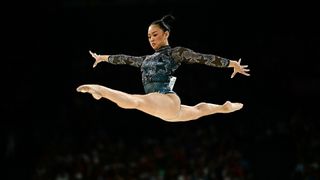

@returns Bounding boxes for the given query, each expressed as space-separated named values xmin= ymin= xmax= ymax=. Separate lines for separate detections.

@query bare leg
xmin=76 ymin=84 xmax=242 ymax=122
xmin=166 ymin=101 xmax=243 ymax=122
xmin=76 ymin=84 xmax=181 ymax=120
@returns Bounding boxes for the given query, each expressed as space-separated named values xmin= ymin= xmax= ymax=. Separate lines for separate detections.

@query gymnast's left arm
xmin=171 ymin=46 xmax=250 ymax=78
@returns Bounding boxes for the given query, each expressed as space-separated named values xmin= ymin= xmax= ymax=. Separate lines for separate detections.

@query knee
xmin=195 ymin=102 xmax=209 ymax=111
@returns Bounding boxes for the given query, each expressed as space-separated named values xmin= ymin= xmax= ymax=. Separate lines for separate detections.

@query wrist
xmin=101 ymin=55 xmax=109 ymax=62
xmin=228 ymin=60 xmax=236 ymax=68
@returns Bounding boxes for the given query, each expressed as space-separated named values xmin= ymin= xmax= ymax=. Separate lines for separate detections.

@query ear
xmin=164 ymin=31 xmax=170 ymax=38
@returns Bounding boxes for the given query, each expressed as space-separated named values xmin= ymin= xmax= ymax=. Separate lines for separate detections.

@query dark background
xmin=2 ymin=1 xmax=319 ymax=179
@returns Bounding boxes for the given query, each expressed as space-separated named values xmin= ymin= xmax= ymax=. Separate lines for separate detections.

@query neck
xmin=156 ymin=45 xmax=170 ymax=51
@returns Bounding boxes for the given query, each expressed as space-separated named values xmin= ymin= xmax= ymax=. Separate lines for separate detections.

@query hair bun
xmin=161 ymin=14 xmax=175 ymax=24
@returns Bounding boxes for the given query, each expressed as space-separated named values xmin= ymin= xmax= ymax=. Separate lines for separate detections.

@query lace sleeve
xmin=108 ymin=55 xmax=146 ymax=68
xmin=171 ymin=46 xmax=230 ymax=67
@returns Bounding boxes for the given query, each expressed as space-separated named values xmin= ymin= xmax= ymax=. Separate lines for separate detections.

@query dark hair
xmin=150 ymin=14 xmax=175 ymax=32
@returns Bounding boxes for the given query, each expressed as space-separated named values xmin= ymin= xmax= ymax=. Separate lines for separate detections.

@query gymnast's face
xmin=148 ymin=24 xmax=169 ymax=50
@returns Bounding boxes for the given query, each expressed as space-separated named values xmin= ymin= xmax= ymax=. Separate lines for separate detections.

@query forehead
xmin=148 ymin=24 xmax=161 ymax=33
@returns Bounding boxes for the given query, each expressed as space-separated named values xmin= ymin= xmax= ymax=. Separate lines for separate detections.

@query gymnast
xmin=77 ymin=14 xmax=250 ymax=122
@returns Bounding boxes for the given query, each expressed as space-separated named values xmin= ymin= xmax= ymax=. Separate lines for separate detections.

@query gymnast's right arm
xmin=89 ymin=50 xmax=145 ymax=68
xmin=89 ymin=50 xmax=109 ymax=68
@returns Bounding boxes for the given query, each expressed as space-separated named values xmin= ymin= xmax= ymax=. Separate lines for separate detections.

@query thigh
xmin=133 ymin=93 xmax=181 ymax=120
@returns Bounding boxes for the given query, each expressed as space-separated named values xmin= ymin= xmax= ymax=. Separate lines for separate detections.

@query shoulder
xmin=171 ymin=46 xmax=195 ymax=56
xmin=171 ymin=46 xmax=194 ymax=52
xmin=171 ymin=46 xmax=186 ymax=53
xmin=171 ymin=46 xmax=185 ymax=50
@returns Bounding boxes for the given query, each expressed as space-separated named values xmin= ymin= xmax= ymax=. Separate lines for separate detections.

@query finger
xmin=90 ymin=51 xmax=99 ymax=59
xmin=93 ymin=61 xmax=98 ymax=68
xmin=241 ymin=65 xmax=248 ymax=68
xmin=242 ymin=72 xmax=250 ymax=76
xmin=90 ymin=52 xmax=96 ymax=58
xmin=238 ymin=58 xmax=241 ymax=64
xmin=243 ymin=69 xmax=250 ymax=72
xmin=231 ymin=71 xmax=236 ymax=78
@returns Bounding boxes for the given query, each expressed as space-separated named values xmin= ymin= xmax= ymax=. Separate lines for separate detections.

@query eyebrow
xmin=148 ymin=30 xmax=159 ymax=36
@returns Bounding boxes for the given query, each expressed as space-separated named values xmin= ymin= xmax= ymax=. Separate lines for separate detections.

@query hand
xmin=230 ymin=58 xmax=250 ymax=78
xmin=89 ymin=50 xmax=107 ymax=68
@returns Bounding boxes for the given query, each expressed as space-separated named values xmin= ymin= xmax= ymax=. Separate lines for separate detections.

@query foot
xmin=220 ymin=101 xmax=243 ymax=113
xmin=76 ymin=85 xmax=102 ymax=100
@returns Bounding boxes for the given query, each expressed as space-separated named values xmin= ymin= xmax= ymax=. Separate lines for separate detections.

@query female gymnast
xmin=76 ymin=15 xmax=250 ymax=122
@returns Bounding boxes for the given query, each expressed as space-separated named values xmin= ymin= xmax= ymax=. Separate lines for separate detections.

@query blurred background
xmin=2 ymin=0 xmax=319 ymax=179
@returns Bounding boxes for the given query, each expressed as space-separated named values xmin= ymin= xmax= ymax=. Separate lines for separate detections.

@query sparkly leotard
xmin=108 ymin=45 xmax=230 ymax=94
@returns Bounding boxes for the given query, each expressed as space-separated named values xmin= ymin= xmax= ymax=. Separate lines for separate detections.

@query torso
xmin=141 ymin=46 xmax=179 ymax=94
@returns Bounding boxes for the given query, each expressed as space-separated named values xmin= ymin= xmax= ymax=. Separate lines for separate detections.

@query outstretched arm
xmin=172 ymin=47 xmax=250 ymax=78
xmin=228 ymin=58 xmax=250 ymax=78
xmin=172 ymin=46 xmax=230 ymax=67
xmin=89 ymin=50 xmax=145 ymax=68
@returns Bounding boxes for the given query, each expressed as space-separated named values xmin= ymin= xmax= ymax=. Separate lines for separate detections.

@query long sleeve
xmin=171 ymin=46 xmax=230 ymax=68
xmin=108 ymin=54 xmax=145 ymax=68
